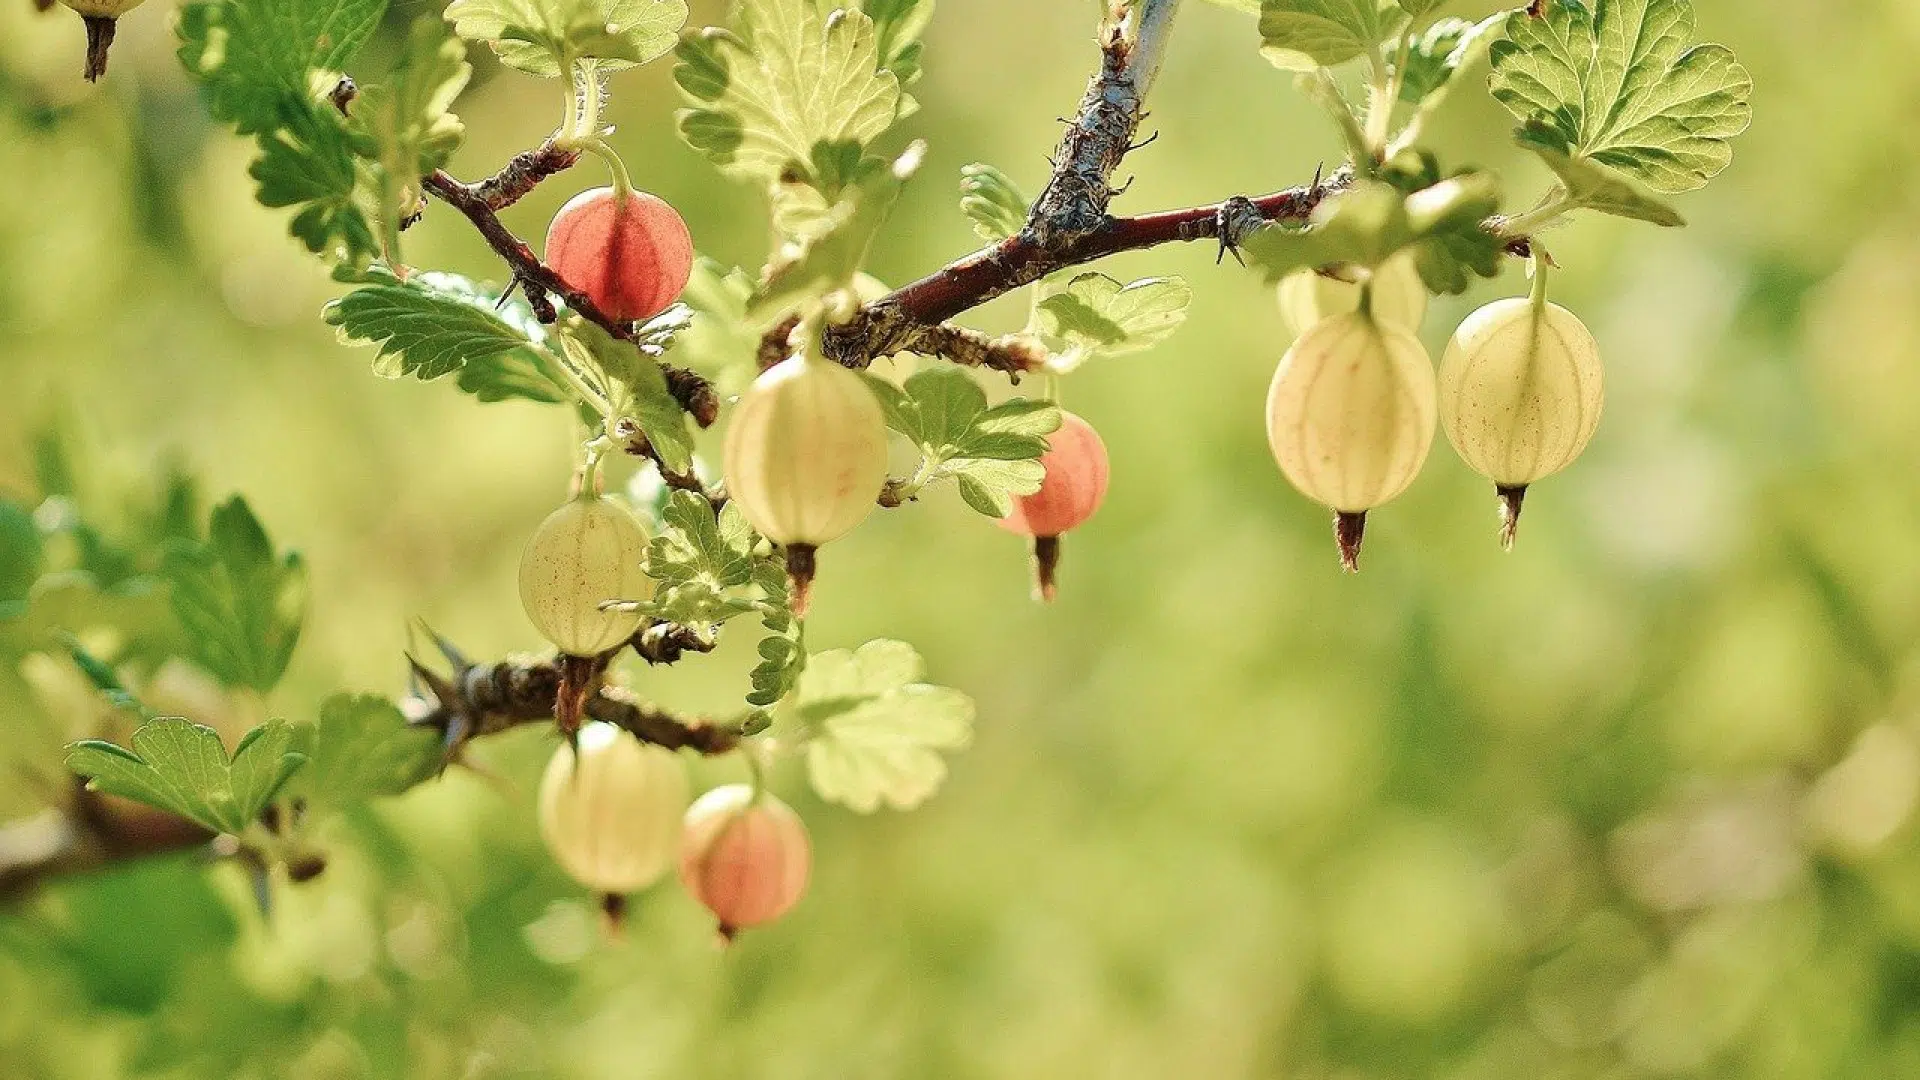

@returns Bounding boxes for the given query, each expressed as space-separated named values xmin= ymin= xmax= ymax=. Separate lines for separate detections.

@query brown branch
xmin=471 ymin=142 xmax=581 ymax=211
xmin=2 ymin=792 xmax=212 ymax=903
xmin=421 ymin=169 xmax=720 ymax=427
xmin=822 ymin=175 xmax=1350 ymax=368
xmin=407 ymin=644 xmax=741 ymax=758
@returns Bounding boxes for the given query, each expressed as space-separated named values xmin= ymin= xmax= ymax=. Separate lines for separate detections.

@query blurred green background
xmin=7 ymin=0 xmax=1920 ymax=1076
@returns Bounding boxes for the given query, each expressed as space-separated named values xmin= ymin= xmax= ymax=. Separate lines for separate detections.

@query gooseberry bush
xmin=7 ymin=0 xmax=1751 ymax=946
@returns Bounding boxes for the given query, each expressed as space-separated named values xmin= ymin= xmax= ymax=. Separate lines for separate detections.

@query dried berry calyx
xmin=1266 ymin=300 xmax=1438 ymax=572
xmin=60 ymin=0 xmax=147 ymax=81
xmin=518 ymin=494 xmax=655 ymax=657
xmin=722 ymin=351 xmax=889 ymax=617
xmin=545 ymin=186 xmax=695 ymax=323
xmin=997 ymin=410 xmax=1110 ymax=602
xmin=678 ymin=784 xmax=811 ymax=942
xmin=1277 ymin=252 xmax=1429 ymax=338
xmin=538 ymin=722 xmax=690 ymax=901
xmin=1438 ymin=276 xmax=1604 ymax=549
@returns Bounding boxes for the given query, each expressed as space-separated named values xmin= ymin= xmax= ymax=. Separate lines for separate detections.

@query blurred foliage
xmin=5 ymin=0 xmax=1920 ymax=1078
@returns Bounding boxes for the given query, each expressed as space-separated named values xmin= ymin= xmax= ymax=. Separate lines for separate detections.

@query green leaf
xmin=641 ymin=492 xmax=768 ymax=629
xmin=558 ymin=320 xmax=697 ymax=473
xmin=749 ymin=142 xmax=924 ymax=323
xmin=324 ymin=271 xmax=569 ymax=403
xmin=177 ymin=0 xmax=387 ymax=266
xmin=674 ymin=0 xmax=904 ymax=187
xmin=1514 ymin=120 xmax=1684 ymax=225
xmin=787 ymin=640 xmax=973 ymax=813
xmin=1259 ymin=0 xmax=1390 ymax=71
xmin=959 ymin=162 xmax=1028 ymax=243
xmin=860 ymin=0 xmax=934 ymax=85
xmin=1035 ymin=273 xmax=1192 ymax=372
xmin=747 ymin=561 xmax=806 ymax=706
xmin=446 ymin=0 xmax=687 ymax=77
xmin=1197 ymin=0 xmax=1260 ymax=12
xmin=67 ymin=718 xmax=306 ymax=835
xmin=1487 ymin=0 xmax=1752 ymax=194
xmin=1397 ymin=0 xmax=1444 ymax=14
xmin=176 ymin=0 xmax=387 ymax=135
xmin=0 ymin=497 xmax=41 ymax=610
xmin=289 ymin=694 xmax=440 ymax=812
xmin=161 ymin=497 xmax=308 ymax=694
xmin=867 ymin=369 xmax=1059 ymax=518
xmin=1392 ymin=13 xmax=1507 ymax=104
xmin=346 ymin=18 xmax=470 ymax=238
xmin=1240 ymin=174 xmax=1504 ymax=295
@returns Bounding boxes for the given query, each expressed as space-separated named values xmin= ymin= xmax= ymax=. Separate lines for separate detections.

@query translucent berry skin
xmin=679 ymin=785 xmax=811 ymax=937
xmin=1266 ymin=311 xmax=1438 ymax=512
xmin=997 ymin=411 xmax=1110 ymax=538
xmin=538 ymin=723 xmax=689 ymax=894
xmin=1277 ymin=253 xmax=1429 ymax=337
xmin=1438 ymin=297 xmax=1604 ymax=487
xmin=545 ymin=187 xmax=694 ymax=323
xmin=723 ymin=355 xmax=889 ymax=547
xmin=518 ymin=496 xmax=654 ymax=656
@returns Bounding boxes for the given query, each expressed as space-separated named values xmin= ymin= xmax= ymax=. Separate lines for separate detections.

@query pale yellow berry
xmin=1277 ymin=252 xmax=1429 ymax=337
xmin=723 ymin=355 xmax=889 ymax=547
xmin=538 ymin=723 xmax=689 ymax=894
xmin=518 ymin=495 xmax=654 ymax=656
xmin=1438 ymin=297 xmax=1604 ymax=488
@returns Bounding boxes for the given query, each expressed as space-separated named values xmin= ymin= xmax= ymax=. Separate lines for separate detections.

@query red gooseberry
xmin=544 ymin=187 xmax=695 ymax=323
xmin=997 ymin=410 xmax=1110 ymax=601
xmin=678 ymin=785 xmax=811 ymax=942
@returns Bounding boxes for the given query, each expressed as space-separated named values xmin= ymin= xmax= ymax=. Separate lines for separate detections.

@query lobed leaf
xmin=959 ymin=163 xmax=1028 ymax=243
xmin=1035 ymin=273 xmax=1192 ymax=373
xmin=67 ymin=718 xmax=307 ymax=836
xmin=1259 ymin=0 xmax=1393 ymax=71
xmin=445 ymin=0 xmax=687 ymax=77
xmin=161 ymin=498 xmax=307 ymax=694
xmin=788 ymin=640 xmax=974 ymax=813
xmin=289 ymin=694 xmax=440 ymax=812
xmin=1487 ymin=0 xmax=1752 ymax=194
xmin=324 ymin=271 xmax=570 ymax=404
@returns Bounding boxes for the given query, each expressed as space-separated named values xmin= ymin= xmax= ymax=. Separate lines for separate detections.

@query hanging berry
xmin=538 ymin=723 xmax=690 ymax=907
xmin=518 ymin=495 xmax=654 ymax=657
xmin=678 ymin=784 xmax=811 ymax=943
xmin=545 ymin=187 xmax=695 ymax=323
xmin=1438 ymin=280 xmax=1604 ymax=549
xmin=1266 ymin=303 xmax=1438 ymax=571
xmin=997 ymin=411 xmax=1110 ymax=601
xmin=722 ymin=351 xmax=890 ymax=617
xmin=1277 ymin=253 xmax=1429 ymax=338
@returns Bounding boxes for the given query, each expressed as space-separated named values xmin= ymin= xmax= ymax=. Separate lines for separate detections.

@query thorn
xmin=496 ymin=275 xmax=522 ymax=310
xmin=1334 ymin=511 xmax=1367 ymax=573
xmin=1496 ymin=485 xmax=1528 ymax=551
xmin=1127 ymin=130 xmax=1160 ymax=153
xmin=1110 ymin=175 xmax=1134 ymax=198
xmin=419 ymin=621 xmax=470 ymax=672
xmin=1311 ymin=162 xmax=1325 ymax=196
xmin=405 ymin=652 xmax=458 ymax=707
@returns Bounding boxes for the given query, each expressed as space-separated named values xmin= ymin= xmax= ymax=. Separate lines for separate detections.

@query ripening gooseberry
xmin=518 ymin=495 xmax=654 ymax=656
xmin=1266 ymin=307 xmax=1438 ymax=571
xmin=722 ymin=353 xmax=889 ymax=617
xmin=538 ymin=723 xmax=690 ymax=896
xmin=678 ymin=784 xmax=811 ymax=942
xmin=545 ymin=187 xmax=695 ymax=323
xmin=62 ymin=0 xmax=146 ymax=81
xmin=997 ymin=410 xmax=1110 ymax=601
xmin=1438 ymin=296 xmax=1603 ymax=549
xmin=1277 ymin=252 xmax=1429 ymax=337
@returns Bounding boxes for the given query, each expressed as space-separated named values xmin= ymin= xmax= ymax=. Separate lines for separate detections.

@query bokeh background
xmin=7 ymin=0 xmax=1920 ymax=1076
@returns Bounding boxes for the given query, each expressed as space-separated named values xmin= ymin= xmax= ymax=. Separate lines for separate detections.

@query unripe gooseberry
xmin=678 ymin=784 xmax=811 ymax=942
xmin=518 ymin=495 xmax=654 ymax=656
xmin=996 ymin=410 xmax=1110 ymax=602
xmin=1438 ymin=296 xmax=1603 ymax=549
xmin=545 ymin=187 xmax=695 ymax=323
xmin=722 ymin=353 xmax=890 ymax=617
xmin=1266 ymin=308 xmax=1438 ymax=572
xmin=1277 ymin=252 xmax=1429 ymax=337
xmin=538 ymin=723 xmax=690 ymax=896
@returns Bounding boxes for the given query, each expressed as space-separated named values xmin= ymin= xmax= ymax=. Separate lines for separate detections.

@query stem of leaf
xmin=1313 ymin=68 xmax=1376 ymax=175
xmin=1528 ymin=248 xmax=1551 ymax=312
xmin=582 ymin=141 xmax=634 ymax=200
xmin=1502 ymin=190 xmax=1576 ymax=239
